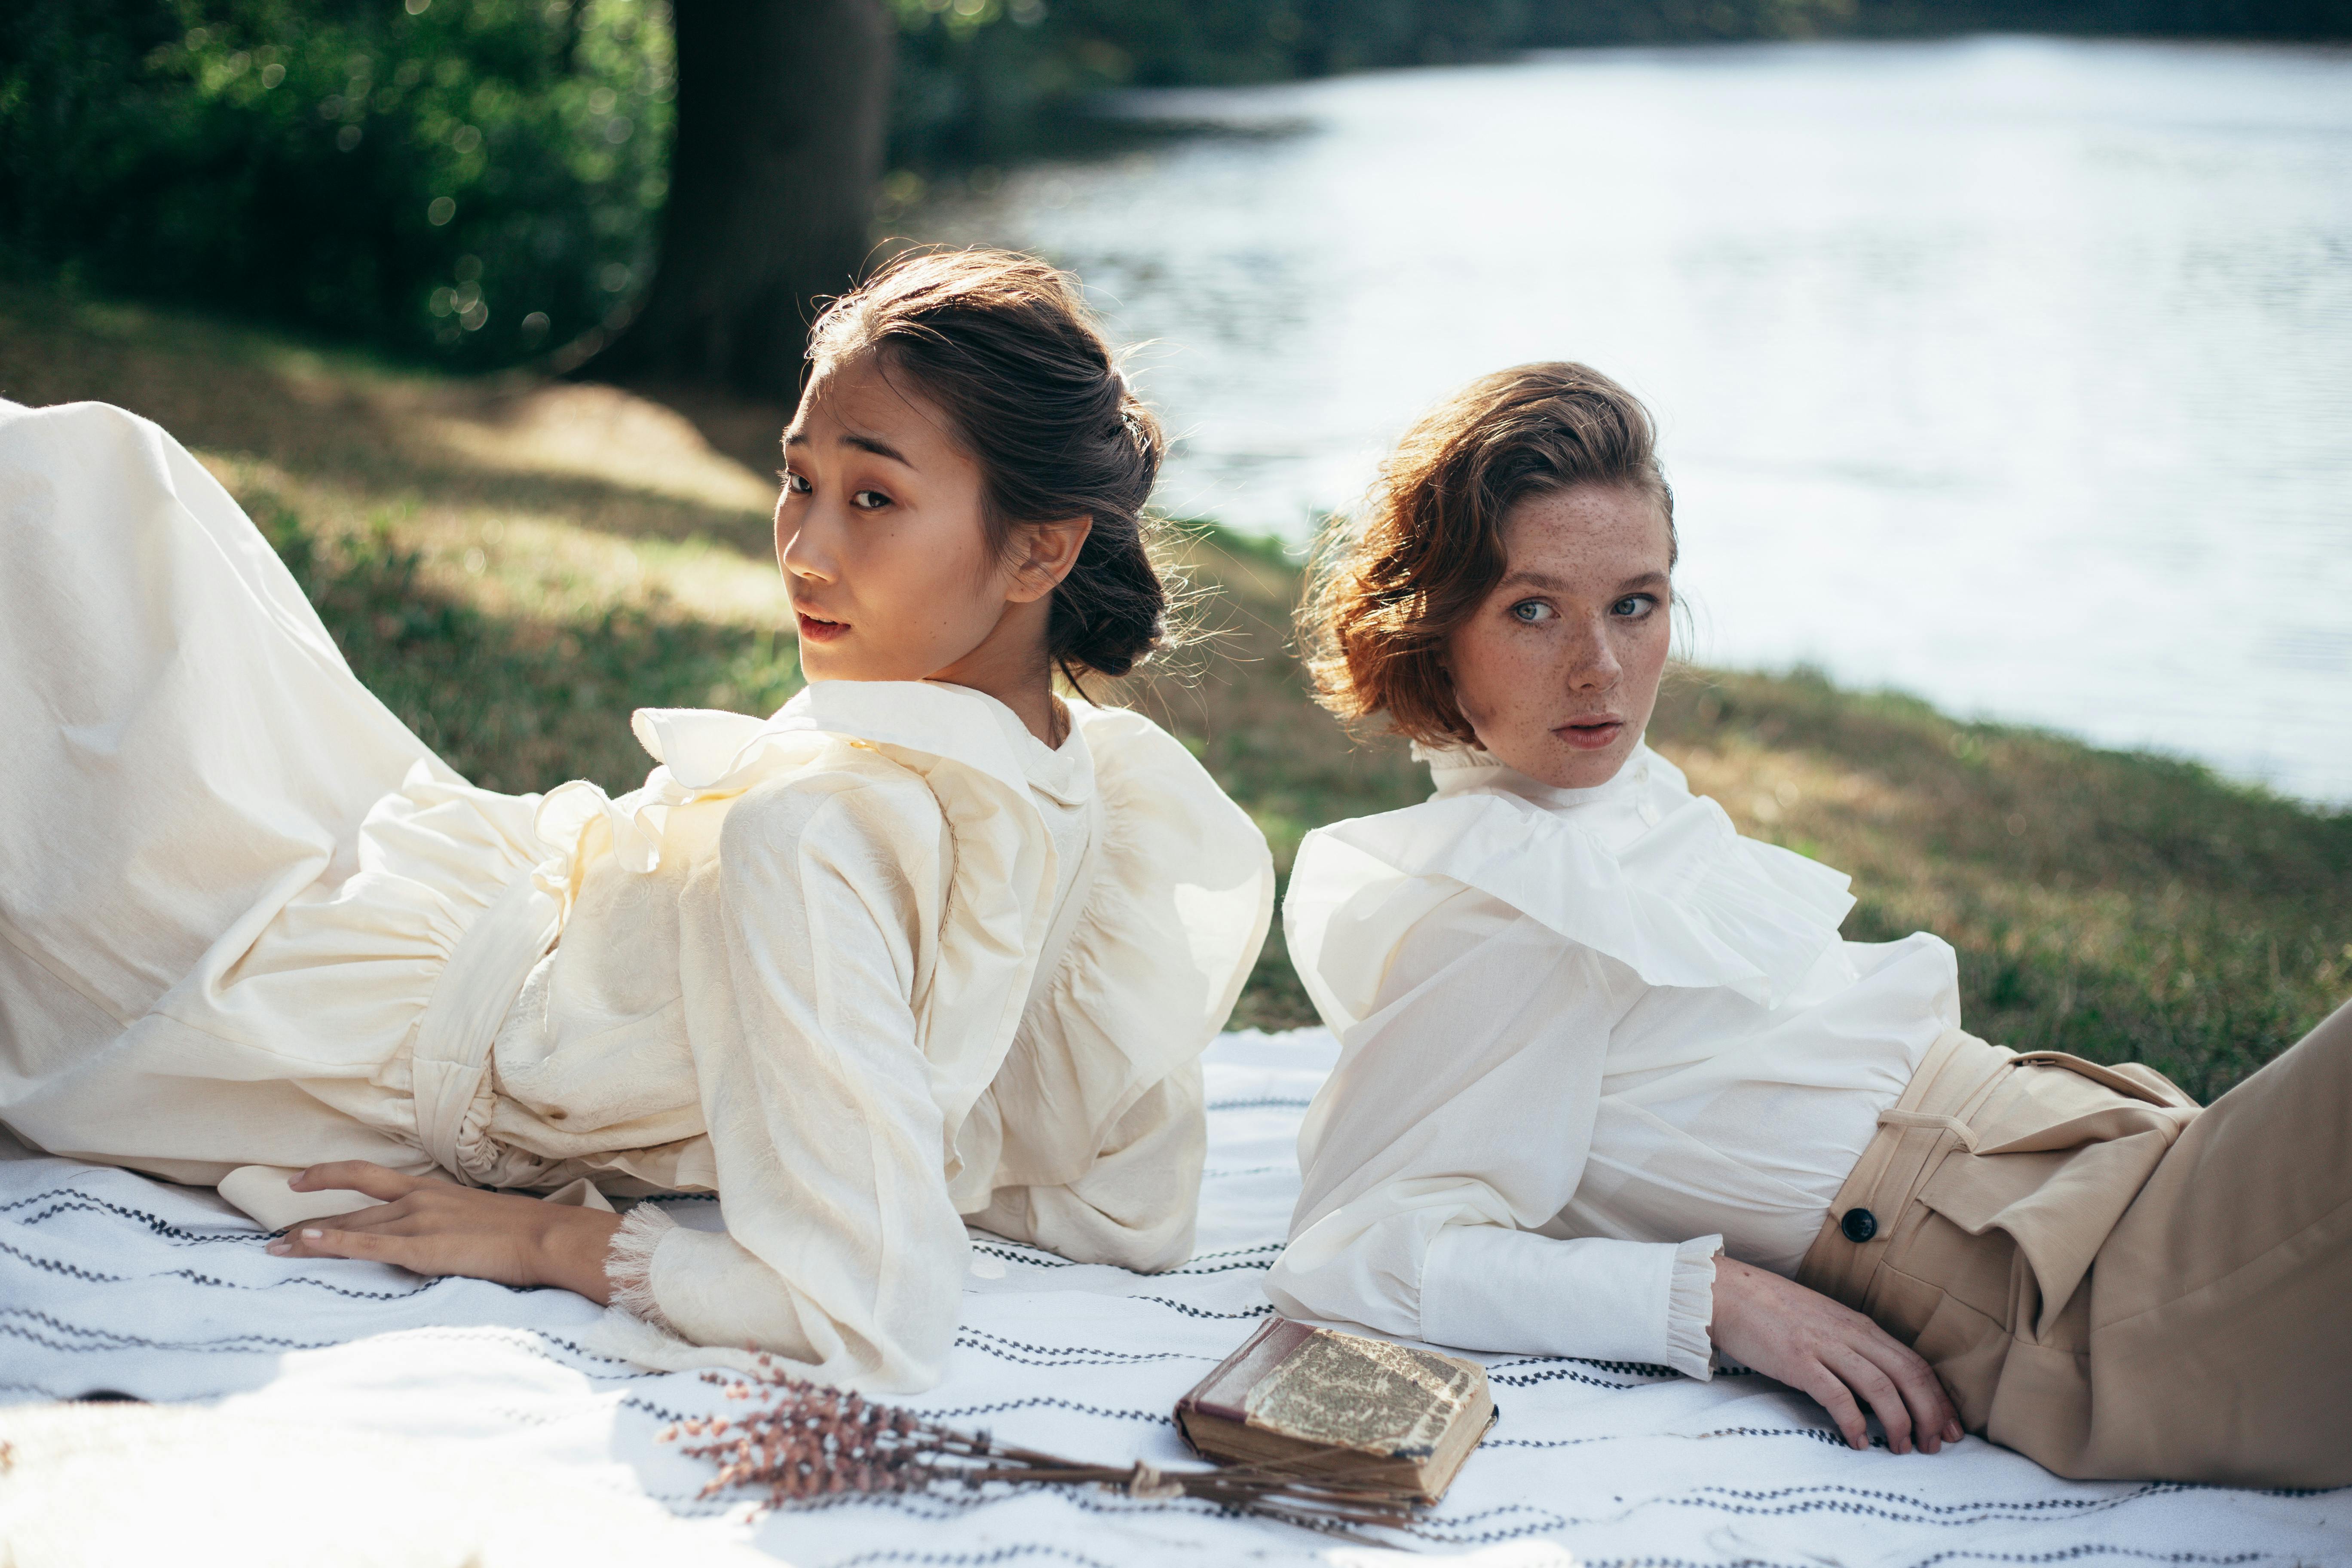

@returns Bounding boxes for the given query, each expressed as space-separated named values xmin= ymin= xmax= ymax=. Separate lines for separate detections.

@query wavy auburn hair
xmin=1301 ymin=362 xmax=1675 ymax=747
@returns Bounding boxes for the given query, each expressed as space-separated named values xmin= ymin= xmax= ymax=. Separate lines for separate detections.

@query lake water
xmin=911 ymin=36 xmax=2352 ymax=803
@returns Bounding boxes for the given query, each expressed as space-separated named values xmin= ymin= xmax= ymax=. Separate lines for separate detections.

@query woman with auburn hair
xmin=0 ymin=248 xmax=1273 ymax=1392
xmin=1269 ymin=361 xmax=2350 ymax=1486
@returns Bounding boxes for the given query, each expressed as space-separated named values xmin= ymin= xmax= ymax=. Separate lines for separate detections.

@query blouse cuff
xmin=1418 ymin=1225 xmax=1708 ymax=1371
xmin=603 ymin=1204 xmax=683 ymax=1336
xmin=1665 ymin=1234 xmax=1723 ymax=1382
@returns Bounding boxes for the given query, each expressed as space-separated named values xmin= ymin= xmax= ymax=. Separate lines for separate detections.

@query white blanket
xmin=0 ymin=1029 xmax=2339 ymax=1566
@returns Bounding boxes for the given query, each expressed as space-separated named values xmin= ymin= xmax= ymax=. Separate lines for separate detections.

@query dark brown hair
xmin=805 ymin=247 xmax=1169 ymax=680
xmin=1301 ymin=361 xmax=1675 ymax=747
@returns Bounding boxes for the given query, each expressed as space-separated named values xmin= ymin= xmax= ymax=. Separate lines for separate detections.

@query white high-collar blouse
xmin=1266 ymin=743 xmax=1961 ymax=1378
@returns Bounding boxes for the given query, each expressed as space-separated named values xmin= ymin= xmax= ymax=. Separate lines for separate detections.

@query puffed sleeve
xmin=950 ymin=701 xmax=1268 ymax=1276
xmin=962 ymin=1057 xmax=1205 ymax=1272
xmin=1267 ymin=886 xmax=1721 ymax=1378
xmin=604 ymin=766 xmax=967 ymax=1393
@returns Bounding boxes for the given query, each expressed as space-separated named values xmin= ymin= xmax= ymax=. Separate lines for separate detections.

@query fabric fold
xmin=961 ymin=705 xmax=1274 ymax=1199
xmin=1289 ymin=756 xmax=1854 ymax=1032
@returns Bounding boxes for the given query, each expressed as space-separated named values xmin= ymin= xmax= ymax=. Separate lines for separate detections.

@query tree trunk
xmin=587 ymin=0 xmax=895 ymax=399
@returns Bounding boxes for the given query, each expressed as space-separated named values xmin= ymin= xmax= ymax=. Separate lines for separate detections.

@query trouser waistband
xmin=1796 ymin=1029 xmax=2017 ymax=1309
xmin=1796 ymin=1028 xmax=2192 ymax=1312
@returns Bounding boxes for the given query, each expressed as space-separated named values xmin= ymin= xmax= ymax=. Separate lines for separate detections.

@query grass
xmin=5 ymin=282 xmax=2345 ymax=1101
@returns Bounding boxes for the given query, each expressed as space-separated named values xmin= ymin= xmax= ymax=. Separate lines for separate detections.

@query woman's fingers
xmin=267 ymin=1202 xmax=377 ymax=1256
xmin=1820 ymin=1322 xmax=1963 ymax=1455
xmin=275 ymin=1225 xmax=447 ymax=1275
xmin=264 ymin=1194 xmax=423 ymax=1256
xmin=1794 ymin=1361 xmax=1872 ymax=1449
xmin=266 ymin=1211 xmax=393 ymax=1256
xmin=259 ymin=1181 xmax=614 ymax=1292
xmin=289 ymin=1160 xmax=424 ymax=1200
xmin=266 ymin=1222 xmax=348 ymax=1259
xmin=1859 ymin=1329 xmax=1960 ymax=1452
xmin=1823 ymin=1341 xmax=1918 ymax=1452
xmin=1707 ymin=1256 xmax=1966 ymax=1455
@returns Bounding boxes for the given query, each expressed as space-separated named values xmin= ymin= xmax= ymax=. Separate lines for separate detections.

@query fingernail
xmin=300 ymin=1228 xmax=323 ymax=1239
xmin=266 ymin=1240 xmax=288 ymax=1255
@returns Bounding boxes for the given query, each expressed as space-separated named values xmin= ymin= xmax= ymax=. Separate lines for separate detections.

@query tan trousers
xmin=1796 ymin=998 xmax=2352 ymax=1488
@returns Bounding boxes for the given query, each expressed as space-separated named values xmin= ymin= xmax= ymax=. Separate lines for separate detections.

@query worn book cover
xmin=1173 ymin=1317 xmax=1495 ymax=1503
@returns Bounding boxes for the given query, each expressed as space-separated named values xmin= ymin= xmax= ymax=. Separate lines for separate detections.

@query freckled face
xmin=1445 ymin=484 xmax=1675 ymax=790
xmin=775 ymin=354 xmax=1020 ymax=683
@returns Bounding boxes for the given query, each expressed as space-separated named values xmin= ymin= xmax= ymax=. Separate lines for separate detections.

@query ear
xmin=1003 ymin=515 xmax=1093 ymax=605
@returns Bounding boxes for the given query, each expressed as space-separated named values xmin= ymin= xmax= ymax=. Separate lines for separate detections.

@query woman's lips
xmin=1555 ymin=719 xmax=1624 ymax=751
xmin=795 ymin=612 xmax=848 ymax=644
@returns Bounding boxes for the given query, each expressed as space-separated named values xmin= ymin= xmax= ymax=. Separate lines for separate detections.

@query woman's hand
xmin=264 ymin=1161 xmax=622 ymax=1303
xmin=1710 ymin=1256 xmax=1962 ymax=1455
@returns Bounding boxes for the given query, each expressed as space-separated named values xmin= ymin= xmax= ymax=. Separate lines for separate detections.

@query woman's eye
xmin=1510 ymin=600 xmax=1555 ymax=623
xmin=1612 ymin=595 xmax=1657 ymax=618
xmin=851 ymin=489 xmax=891 ymax=511
xmin=781 ymin=470 xmax=811 ymax=495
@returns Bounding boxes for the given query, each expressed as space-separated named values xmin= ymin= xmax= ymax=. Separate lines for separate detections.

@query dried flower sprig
xmin=659 ymin=1356 xmax=1425 ymax=1540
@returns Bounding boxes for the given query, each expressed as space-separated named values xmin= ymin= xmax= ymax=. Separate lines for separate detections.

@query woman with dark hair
xmin=1270 ymin=361 xmax=2349 ymax=1487
xmin=0 ymin=248 xmax=1274 ymax=1391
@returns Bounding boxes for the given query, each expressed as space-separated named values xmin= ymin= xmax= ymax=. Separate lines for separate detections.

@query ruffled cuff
xmin=1665 ymin=1234 xmax=1723 ymax=1382
xmin=603 ymin=1204 xmax=683 ymax=1335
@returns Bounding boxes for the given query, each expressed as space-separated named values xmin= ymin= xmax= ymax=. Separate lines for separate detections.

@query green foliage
xmin=9 ymin=0 xmax=2346 ymax=369
xmin=0 ymin=0 xmax=671 ymax=367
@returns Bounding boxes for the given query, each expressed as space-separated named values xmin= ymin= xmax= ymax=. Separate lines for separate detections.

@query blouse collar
xmin=627 ymin=681 xmax=1096 ymax=812
xmin=1416 ymin=738 xmax=1657 ymax=819
xmin=951 ymin=686 xmax=1096 ymax=808
xmin=1289 ymin=735 xmax=1851 ymax=1023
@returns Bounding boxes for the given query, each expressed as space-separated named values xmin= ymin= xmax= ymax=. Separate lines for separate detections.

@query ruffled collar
xmin=534 ymin=681 xmax=1099 ymax=882
xmin=1284 ymin=741 xmax=1857 ymax=1029
xmin=632 ymin=681 xmax=1095 ymax=804
xmin=1419 ymin=740 xmax=1669 ymax=827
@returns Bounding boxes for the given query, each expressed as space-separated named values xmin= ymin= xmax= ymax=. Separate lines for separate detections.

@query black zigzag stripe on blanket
xmin=0 ymin=1029 xmax=2339 ymax=1567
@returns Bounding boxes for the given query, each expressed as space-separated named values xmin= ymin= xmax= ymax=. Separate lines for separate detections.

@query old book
xmin=1173 ymin=1317 xmax=1495 ymax=1504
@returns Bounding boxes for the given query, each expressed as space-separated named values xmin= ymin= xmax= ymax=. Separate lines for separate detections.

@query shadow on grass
xmin=0 ymin=283 xmax=781 ymax=557
xmin=258 ymin=499 xmax=799 ymax=799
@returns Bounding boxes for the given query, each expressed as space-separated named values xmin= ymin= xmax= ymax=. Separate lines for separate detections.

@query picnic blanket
xmin=1 ymin=1027 xmax=2340 ymax=1566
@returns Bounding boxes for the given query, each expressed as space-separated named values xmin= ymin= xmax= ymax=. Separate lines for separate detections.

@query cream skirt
xmin=0 ymin=401 xmax=544 ymax=1191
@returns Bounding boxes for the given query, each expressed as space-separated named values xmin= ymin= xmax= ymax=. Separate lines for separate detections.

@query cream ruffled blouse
xmin=505 ymin=683 xmax=1272 ymax=1388
xmin=514 ymin=685 xmax=1272 ymax=1388
xmin=1267 ymin=743 xmax=1960 ymax=1377
xmin=0 ymin=401 xmax=1271 ymax=1395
